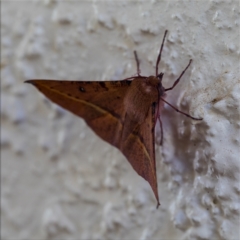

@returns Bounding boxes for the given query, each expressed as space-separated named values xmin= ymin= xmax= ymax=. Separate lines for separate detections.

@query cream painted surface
xmin=1 ymin=1 xmax=240 ymax=240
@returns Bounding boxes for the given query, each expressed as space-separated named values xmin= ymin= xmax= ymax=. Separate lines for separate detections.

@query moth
xmin=25 ymin=30 xmax=202 ymax=208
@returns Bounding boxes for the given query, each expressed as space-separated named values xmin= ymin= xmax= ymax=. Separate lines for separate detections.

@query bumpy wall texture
xmin=2 ymin=1 xmax=239 ymax=240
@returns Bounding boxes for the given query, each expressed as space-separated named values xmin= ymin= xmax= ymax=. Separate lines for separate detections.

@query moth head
xmin=157 ymin=73 xmax=165 ymax=96
xmin=157 ymin=72 xmax=164 ymax=82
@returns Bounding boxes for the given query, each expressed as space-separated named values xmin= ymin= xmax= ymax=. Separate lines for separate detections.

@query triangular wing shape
xmin=26 ymin=80 xmax=131 ymax=147
xmin=120 ymin=103 xmax=159 ymax=207
xmin=26 ymin=79 xmax=159 ymax=206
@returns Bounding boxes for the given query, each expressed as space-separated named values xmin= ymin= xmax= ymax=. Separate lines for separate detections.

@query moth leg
xmin=134 ymin=51 xmax=141 ymax=76
xmin=158 ymin=115 xmax=163 ymax=145
xmin=156 ymin=30 xmax=168 ymax=76
xmin=154 ymin=102 xmax=163 ymax=145
xmin=154 ymin=102 xmax=159 ymax=125
xmin=165 ymin=59 xmax=192 ymax=92
xmin=150 ymin=103 xmax=160 ymax=209
xmin=160 ymin=97 xmax=203 ymax=120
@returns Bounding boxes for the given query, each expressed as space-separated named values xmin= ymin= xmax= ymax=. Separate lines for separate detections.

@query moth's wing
xmin=25 ymin=80 xmax=131 ymax=147
xmin=26 ymin=79 xmax=160 ymax=206
xmin=120 ymin=103 xmax=160 ymax=207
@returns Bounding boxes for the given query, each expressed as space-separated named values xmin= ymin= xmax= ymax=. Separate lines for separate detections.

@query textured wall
xmin=1 ymin=1 xmax=239 ymax=240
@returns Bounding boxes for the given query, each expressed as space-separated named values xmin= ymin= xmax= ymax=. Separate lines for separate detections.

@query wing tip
xmin=24 ymin=80 xmax=34 ymax=84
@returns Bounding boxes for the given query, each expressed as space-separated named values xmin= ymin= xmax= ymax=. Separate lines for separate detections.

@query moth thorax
xmin=123 ymin=78 xmax=158 ymax=123
xmin=146 ymin=75 xmax=165 ymax=97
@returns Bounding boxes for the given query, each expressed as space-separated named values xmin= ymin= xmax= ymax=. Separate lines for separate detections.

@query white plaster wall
xmin=1 ymin=1 xmax=239 ymax=240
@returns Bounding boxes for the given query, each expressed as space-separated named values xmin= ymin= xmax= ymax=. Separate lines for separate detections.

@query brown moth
xmin=25 ymin=30 xmax=202 ymax=208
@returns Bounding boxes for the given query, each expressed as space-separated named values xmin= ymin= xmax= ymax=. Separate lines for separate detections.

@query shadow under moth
xmin=25 ymin=30 xmax=202 ymax=208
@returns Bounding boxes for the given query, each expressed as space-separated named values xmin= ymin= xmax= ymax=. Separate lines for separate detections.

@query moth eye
xmin=79 ymin=87 xmax=86 ymax=92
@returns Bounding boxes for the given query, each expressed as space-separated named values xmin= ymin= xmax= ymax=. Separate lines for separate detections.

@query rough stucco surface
xmin=1 ymin=1 xmax=240 ymax=240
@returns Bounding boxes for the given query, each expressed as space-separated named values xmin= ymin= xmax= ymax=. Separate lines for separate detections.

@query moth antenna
xmin=160 ymin=97 xmax=203 ymax=120
xmin=134 ymin=50 xmax=141 ymax=76
xmin=156 ymin=30 xmax=168 ymax=77
xmin=165 ymin=59 xmax=192 ymax=92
